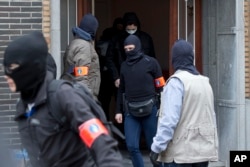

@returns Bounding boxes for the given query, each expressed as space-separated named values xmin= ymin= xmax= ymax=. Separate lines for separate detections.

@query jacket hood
xmin=123 ymin=12 xmax=141 ymax=29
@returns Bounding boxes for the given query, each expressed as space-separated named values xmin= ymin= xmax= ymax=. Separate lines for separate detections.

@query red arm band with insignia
xmin=74 ymin=66 xmax=89 ymax=76
xmin=154 ymin=76 xmax=165 ymax=88
xmin=78 ymin=118 xmax=108 ymax=148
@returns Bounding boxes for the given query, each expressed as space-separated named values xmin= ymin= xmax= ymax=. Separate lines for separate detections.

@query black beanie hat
xmin=123 ymin=12 xmax=141 ymax=29
xmin=171 ymin=39 xmax=199 ymax=75
xmin=3 ymin=31 xmax=48 ymax=92
xmin=79 ymin=13 xmax=99 ymax=39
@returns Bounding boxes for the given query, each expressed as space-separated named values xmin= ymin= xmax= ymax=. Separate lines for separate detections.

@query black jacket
xmin=116 ymin=55 xmax=163 ymax=113
xmin=15 ymin=72 xmax=123 ymax=167
xmin=106 ymin=31 xmax=155 ymax=81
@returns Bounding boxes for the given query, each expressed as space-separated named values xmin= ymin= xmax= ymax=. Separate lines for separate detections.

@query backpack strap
xmin=48 ymin=79 xmax=125 ymax=140
xmin=47 ymin=80 xmax=71 ymax=127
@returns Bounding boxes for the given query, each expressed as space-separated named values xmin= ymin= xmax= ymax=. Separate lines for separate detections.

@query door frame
xmin=77 ymin=0 xmax=92 ymax=24
xmin=169 ymin=0 xmax=202 ymax=75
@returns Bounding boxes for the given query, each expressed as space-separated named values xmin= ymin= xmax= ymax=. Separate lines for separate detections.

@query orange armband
xmin=78 ymin=118 xmax=108 ymax=148
xmin=155 ymin=76 xmax=165 ymax=88
xmin=74 ymin=66 xmax=89 ymax=76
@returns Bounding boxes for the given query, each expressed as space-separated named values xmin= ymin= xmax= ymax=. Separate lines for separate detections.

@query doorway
xmin=75 ymin=0 xmax=202 ymax=76
xmin=95 ymin=0 xmax=170 ymax=77
xmin=61 ymin=0 xmax=202 ymax=77
xmin=68 ymin=0 xmax=202 ymax=119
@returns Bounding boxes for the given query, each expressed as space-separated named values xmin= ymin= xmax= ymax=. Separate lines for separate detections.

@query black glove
xmin=149 ymin=150 xmax=159 ymax=166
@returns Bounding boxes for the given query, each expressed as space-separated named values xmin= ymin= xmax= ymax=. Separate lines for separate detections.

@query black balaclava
xmin=171 ymin=39 xmax=199 ymax=75
xmin=4 ymin=31 xmax=48 ymax=103
xmin=124 ymin=35 xmax=143 ymax=65
xmin=123 ymin=12 xmax=141 ymax=30
xmin=79 ymin=13 xmax=99 ymax=39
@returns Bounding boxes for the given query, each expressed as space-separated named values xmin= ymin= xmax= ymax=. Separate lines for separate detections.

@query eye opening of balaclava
xmin=171 ymin=39 xmax=199 ymax=75
xmin=3 ymin=31 xmax=48 ymax=103
xmin=124 ymin=35 xmax=143 ymax=65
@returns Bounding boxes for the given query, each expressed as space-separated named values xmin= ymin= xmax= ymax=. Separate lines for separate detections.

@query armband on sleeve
xmin=67 ymin=66 xmax=89 ymax=76
xmin=74 ymin=66 xmax=89 ymax=76
xmin=78 ymin=118 xmax=108 ymax=148
xmin=154 ymin=76 xmax=165 ymax=88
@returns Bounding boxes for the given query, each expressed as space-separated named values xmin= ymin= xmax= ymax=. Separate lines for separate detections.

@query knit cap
xmin=79 ymin=13 xmax=99 ymax=39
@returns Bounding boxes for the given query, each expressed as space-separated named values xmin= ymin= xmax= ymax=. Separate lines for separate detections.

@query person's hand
xmin=149 ymin=150 xmax=160 ymax=166
xmin=115 ymin=113 xmax=123 ymax=123
xmin=114 ymin=79 xmax=120 ymax=88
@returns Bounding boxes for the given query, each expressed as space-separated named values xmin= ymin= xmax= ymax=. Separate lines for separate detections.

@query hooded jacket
xmin=63 ymin=14 xmax=101 ymax=98
xmin=106 ymin=12 xmax=155 ymax=81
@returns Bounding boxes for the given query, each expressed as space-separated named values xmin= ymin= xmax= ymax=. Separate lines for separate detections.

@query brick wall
xmin=0 ymin=0 xmax=43 ymax=147
xmin=245 ymin=1 xmax=250 ymax=98
xmin=42 ymin=0 xmax=50 ymax=48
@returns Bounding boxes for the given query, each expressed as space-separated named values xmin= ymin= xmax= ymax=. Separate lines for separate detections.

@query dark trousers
xmin=162 ymin=161 xmax=209 ymax=167
xmin=124 ymin=105 xmax=159 ymax=167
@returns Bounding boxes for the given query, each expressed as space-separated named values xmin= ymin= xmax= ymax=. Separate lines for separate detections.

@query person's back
xmin=150 ymin=39 xmax=218 ymax=167
xmin=161 ymin=70 xmax=217 ymax=162
xmin=62 ymin=13 xmax=100 ymax=99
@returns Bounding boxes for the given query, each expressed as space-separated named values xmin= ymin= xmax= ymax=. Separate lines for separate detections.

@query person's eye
xmin=5 ymin=64 xmax=20 ymax=74
xmin=9 ymin=64 xmax=20 ymax=70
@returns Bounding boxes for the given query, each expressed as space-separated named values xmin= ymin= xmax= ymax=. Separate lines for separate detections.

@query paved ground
xmin=120 ymin=148 xmax=153 ymax=167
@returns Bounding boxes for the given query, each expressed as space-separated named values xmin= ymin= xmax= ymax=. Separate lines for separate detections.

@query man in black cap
xmin=3 ymin=31 xmax=123 ymax=167
xmin=62 ymin=13 xmax=101 ymax=99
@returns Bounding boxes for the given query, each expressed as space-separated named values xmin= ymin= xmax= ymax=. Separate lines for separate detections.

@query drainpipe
xmin=50 ymin=0 xmax=61 ymax=78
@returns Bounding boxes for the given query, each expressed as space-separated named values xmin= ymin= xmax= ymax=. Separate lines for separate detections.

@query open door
xmin=169 ymin=0 xmax=202 ymax=75
xmin=77 ymin=0 xmax=93 ymax=24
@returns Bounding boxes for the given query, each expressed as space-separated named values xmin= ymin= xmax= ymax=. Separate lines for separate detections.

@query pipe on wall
xmin=50 ymin=0 xmax=61 ymax=78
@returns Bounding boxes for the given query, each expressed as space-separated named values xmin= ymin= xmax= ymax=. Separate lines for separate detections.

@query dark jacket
xmin=116 ymin=55 xmax=163 ymax=113
xmin=15 ymin=71 xmax=122 ymax=167
xmin=106 ymin=31 xmax=155 ymax=81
